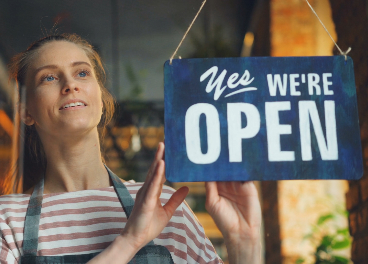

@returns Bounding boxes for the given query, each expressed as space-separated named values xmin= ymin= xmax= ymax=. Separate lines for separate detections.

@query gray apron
xmin=20 ymin=167 xmax=174 ymax=264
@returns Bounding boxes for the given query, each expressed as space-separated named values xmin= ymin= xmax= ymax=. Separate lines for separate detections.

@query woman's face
xmin=24 ymin=41 xmax=103 ymax=140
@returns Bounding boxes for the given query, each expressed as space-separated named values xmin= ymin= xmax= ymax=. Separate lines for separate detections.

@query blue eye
xmin=78 ymin=71 xmax=88 ymax=77
xmin=45 ymin=76 xmax=55 ymax=82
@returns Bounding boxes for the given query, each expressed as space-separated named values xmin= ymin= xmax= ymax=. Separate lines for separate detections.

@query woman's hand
xmin=88 ymin=143 xmax=188 ymax=264
xmin=205 ymin=181 xmax=262 ymax=264
xmin=120 ymin=142 xmax=189 ymax=250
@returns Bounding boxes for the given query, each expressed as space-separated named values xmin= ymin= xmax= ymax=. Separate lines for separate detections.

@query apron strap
xmin=105 ymin=166 xmax=135 ymax=218
xmin=23 ymin=178 xmax=44 ymax=256
xmin=105 ymin=165 xmax=155 ymax=246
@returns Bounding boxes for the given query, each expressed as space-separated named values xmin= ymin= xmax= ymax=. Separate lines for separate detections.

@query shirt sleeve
xmin=180 ymin=201 xmax=224 ymax=264
xmin=0 ymin=235 xmax=18 ymax=264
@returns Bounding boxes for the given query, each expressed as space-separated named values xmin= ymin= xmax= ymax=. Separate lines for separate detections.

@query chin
xmin=59 ymin=119 xmax=100 ymax=134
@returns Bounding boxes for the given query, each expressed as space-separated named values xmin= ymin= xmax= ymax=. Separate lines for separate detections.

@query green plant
xmin=125 ymin=63 xmax=146 ymax=99
xmin=188 ymin=24 xmax=237 ymax=58
xmin=296 ymin=210 xmax=352 ymax=264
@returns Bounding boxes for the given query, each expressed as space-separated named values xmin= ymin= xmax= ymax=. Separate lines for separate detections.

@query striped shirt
xmin=0 ymin=182 xmax=223 ymax=264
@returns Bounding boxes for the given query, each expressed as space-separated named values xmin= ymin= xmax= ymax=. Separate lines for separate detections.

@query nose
xmin=61 ymin=79 xmax=80 ymax=94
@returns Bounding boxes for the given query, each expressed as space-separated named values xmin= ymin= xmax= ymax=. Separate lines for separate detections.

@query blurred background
xmin=1 ymin=0 xmax=368 ymax=263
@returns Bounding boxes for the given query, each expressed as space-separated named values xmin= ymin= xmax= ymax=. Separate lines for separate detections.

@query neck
xmin=39 ymin=128 xmax=110 ymax=193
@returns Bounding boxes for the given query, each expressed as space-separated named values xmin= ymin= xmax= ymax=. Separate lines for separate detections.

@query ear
xmin=20 ymin=105 xmax=35 ymax=126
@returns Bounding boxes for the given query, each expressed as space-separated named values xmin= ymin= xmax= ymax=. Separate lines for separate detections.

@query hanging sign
xmin=164 ymin=56 xmax=363 ymax=182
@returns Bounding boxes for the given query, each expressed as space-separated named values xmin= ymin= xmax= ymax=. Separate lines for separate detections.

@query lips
xmin=59 ymin=99 xmax=87 ymax=110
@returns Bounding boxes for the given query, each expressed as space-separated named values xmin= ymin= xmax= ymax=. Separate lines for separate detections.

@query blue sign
xmin=164 ymin=56 xmax=363 ymax=182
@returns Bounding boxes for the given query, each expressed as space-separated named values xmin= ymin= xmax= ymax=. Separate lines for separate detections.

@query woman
xmin=0 ymin=34 xmax=262 ymax=264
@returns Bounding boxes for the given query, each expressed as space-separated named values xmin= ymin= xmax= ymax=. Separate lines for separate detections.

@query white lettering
xmin=200 ymin=66 xmax=227 ymax=101
xmin=323 ymin=73 xmax=334 ymax=95
xmin=200 ymin=67 xmax=256 ymax=100
xmin=265 ymin=102 xmax=295 ymax=161
xmin=267 ymin=74 xmax=288 ymax=96
xmin=290 ymin=74 xmax=301 ymax=96
xmin=238 ymin=70 xmax=254 ymax=86
xmin=227 ymin=73 xmax=239 ymax=88
xmin=299 ymin=100 xmax=338 ymax=160
xmin=227 ymin=103 xmax=261 ymax=162
xmin=308 ymin=73 xmax=321 ymax=95
xmin=185 ymin=103 xmax=221 ymax=164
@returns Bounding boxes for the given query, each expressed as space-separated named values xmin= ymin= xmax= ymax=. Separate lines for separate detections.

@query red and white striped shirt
xmin=0 ymin=182 xmax=223 ymax=264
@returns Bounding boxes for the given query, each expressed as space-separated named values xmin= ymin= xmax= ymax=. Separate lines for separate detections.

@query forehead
xmin=29 ymin=41 xmax=91 ymax=70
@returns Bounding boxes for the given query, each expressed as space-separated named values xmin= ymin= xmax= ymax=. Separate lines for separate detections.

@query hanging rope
xmin=169 ymin=0 xmax=207 ymax=64
xmin=170 ymin=0 xmax=349 ymax=62
xmin=304 ymin=0 xmax=351 ymax=60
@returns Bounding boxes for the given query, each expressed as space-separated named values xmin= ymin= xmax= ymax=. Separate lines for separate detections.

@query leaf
xmin=321 ymin=235 xmax=334 ymax=247
xmin=317 ymin=214 xmax=334 ymax=225
xmin=336 ymin=228 xmax=350 ymax=236
xmin=331 ymin=238 xmax=351 ymax=249
xmin=295 ymin=257 xmax=305 ymax=264
xmin=332 ymin=255 xmax=349 ymax=264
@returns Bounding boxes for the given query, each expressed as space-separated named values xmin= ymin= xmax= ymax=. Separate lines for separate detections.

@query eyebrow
xmin=33 ymin=61 xmax=92 ymax=76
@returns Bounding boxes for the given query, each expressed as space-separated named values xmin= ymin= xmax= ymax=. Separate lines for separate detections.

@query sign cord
xmin=169 ymin=0 xmax=207 ymax=65
xmin=304 ymin=0 xmax=351 ymax=60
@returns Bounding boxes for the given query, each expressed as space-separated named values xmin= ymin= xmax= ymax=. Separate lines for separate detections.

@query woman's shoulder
xmin=0 ymin=193 xmax=30 ymax=203
xmin=0 ymin=194 xmax=30 ymax=220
